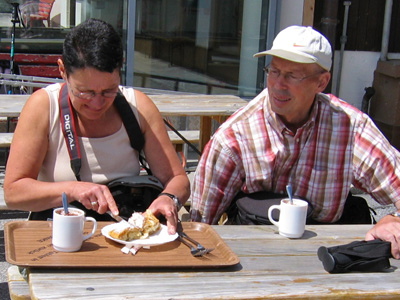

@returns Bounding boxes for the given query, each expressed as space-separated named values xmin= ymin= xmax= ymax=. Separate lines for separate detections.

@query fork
xmin=177 ymin=221 xmax=214 ymax=256
xmin=179 ymin=231 xmax=214 ymax=254
xmin=178 ymin=236 xmax=208 ymax=257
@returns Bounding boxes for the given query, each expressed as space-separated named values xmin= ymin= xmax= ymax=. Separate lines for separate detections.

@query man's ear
xmin=317 ymin=72 xmax=331 ymax=93
xmin=57 ymin=59 xmax=67 ymax=80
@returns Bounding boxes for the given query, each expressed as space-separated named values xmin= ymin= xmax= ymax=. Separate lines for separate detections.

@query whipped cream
xmin=128 ymin=212 xmax=145 ymax=228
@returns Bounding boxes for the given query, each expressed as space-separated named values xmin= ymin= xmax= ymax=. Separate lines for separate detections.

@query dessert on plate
xmin=109 ymin=209 xmax=161 ymax=241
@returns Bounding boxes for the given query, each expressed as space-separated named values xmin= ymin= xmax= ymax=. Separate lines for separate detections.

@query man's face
xmin=267 ymin=57 xmax=330 ymax=131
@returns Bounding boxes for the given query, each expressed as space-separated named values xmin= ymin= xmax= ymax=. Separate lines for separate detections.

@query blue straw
xmin=62 ymin=192 xmax=69 ymax=214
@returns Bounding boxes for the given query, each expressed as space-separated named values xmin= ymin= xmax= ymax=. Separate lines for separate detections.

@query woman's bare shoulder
xmin=20 ymin=88 xmax=50 ymax=115
xmin=17 ymin=88 xmax=51 ymax=130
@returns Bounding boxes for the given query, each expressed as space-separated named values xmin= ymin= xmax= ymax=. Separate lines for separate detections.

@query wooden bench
xmin=167 ymin=130 xmax=199 ymax=168
xmin=0 ymin=131 xmax=199 ymax=153
xmin=7 ymin=265 xmax=31 ymax=300
xmin=167 ymin=130 xmax=199 ymax=150
xmin=0 ymin=128 xmax=200 ymax=153
xmin=0 ymin=132 xmax=13 ymax=148
xmin=0 ymin=187 xmax=6 ymax=210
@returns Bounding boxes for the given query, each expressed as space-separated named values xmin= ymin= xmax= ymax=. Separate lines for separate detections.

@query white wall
xmin=276 ymin=1 xmax=377 ymax=110
xmin=332 ymin=51 xmax=380 ymax=109
xmin=277 ymin=0 xmax=303 ymax=31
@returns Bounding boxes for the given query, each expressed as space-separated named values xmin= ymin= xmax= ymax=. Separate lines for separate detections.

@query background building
xmin=0 ymin=0 xmax=399 ymax=145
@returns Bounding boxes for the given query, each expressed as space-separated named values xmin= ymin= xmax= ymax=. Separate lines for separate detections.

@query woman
xmin=4 ymin=18 xmax=190 ymax=234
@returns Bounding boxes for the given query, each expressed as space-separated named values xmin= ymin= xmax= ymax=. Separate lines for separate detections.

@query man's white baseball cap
xmin=254 ymin=25 xmax=332 ymax=71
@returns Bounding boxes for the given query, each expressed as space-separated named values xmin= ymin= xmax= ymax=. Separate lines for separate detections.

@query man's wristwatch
xmin=391 ymin=212 xmax=400 ymax=217
xmin=159 ymin=192 xmax=182 ymax=210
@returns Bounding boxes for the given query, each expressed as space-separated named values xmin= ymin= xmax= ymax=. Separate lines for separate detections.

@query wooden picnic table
xmin=5 ymin=223 xmax=400 ymax=299
xmin=0 ymin=93 xmax=248 ymax=151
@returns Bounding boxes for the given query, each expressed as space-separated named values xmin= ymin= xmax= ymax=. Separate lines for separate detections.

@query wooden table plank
xmin=22 ymin=225 xmax=400 ymax=300
xmin=149 ymin=94 xmax=247 ymax=116
xmin=0 ymin=94 xmax=248 ymax=118
xmin=27 ymin=258 xmax=400 ymax=300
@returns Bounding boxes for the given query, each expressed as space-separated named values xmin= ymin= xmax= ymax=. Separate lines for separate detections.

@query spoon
xmin=286 ymin=184 xmax=293 ymax=205
xmin=62 ymin=192 xmax=69 ymax=214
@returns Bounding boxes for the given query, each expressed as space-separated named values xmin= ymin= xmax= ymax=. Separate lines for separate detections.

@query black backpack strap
xmin=59 ymin=83 xmax=82 ymax=181
xmin=113 ymin=93 xmax=151 ymax=174
xmin=113 ymin=93 xmax=144 ymax=152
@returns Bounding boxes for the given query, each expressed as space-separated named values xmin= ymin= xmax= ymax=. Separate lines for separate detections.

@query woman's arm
xmin=4 ymin=89 xmax=119 ymax=215
xmin=135 ymin=90 xmax=190 ymax=232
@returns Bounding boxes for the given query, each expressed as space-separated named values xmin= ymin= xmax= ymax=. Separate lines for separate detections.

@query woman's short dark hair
xmin=62 ymin=18 xmax=123 ymax=75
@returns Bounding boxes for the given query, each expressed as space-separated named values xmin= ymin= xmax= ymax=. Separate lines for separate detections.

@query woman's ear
xmin=57 ymin=59 xmax=67 ymax=80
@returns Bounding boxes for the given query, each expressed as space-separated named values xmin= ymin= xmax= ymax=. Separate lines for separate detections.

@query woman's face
xmin=60 ymin=64 xmax=121 ymax=121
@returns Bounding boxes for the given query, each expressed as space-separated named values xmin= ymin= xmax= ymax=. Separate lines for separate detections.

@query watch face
xmin=174 ymin=198 xmax=182 ymax=209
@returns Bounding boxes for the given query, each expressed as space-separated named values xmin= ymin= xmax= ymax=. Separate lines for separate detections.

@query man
xmin=190 ymin=25 xmax=400 ymax=259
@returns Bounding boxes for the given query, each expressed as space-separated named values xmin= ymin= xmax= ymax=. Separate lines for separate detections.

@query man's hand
xmin=365 ymin=214 xmax=400 ymax=259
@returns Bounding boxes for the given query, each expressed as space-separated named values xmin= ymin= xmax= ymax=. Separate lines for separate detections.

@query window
xmin=133 ymin=0 xmax=270 ymax=97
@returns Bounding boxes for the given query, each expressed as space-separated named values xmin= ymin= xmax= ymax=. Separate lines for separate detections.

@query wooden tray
xmin=4 ymin=221 xmax=240 ymax=269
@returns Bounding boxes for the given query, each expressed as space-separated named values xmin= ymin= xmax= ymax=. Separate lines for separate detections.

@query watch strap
xmin=159 ymin=192 xmax=182 ymax=210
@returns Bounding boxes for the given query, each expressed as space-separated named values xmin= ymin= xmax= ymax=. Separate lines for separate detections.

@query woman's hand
xmin=70 ymin=182 xmax=119 ymax=216
xmin=147 ymin=194 xmax=179 ymax=235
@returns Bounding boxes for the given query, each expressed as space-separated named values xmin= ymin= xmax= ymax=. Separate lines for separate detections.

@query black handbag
xmin=318 ymin=239 xmax=393 ymax=273
xmin=107 ymin=175 xmax=163 ymax=219
xmin=226 ymin=191 xmax=314 ymax=225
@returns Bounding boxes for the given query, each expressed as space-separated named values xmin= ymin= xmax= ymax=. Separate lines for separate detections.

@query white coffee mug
xmin=52 ymin=207 xmax=97 ymax=252
xmin=267 ymin=198 xmax=308 ymax=238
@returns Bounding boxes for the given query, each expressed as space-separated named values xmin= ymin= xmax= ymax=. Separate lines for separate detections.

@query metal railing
xmin=0 ymin=73 xmax=63 ymax=94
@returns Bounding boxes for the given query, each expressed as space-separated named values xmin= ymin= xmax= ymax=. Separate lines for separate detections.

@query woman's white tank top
xmin=38 ymin=83 xmax=141 ymax=184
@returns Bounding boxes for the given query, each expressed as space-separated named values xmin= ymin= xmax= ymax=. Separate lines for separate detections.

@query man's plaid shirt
xmin=190 ymin=89 xmax=400 ymax=224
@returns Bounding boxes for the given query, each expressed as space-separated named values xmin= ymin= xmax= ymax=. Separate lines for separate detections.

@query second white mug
xmin=268 ymin=198 xmax=308 ymax=238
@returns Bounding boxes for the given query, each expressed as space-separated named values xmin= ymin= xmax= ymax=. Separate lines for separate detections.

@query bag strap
xmin=113 ymin=92 xmax=144 ymax=154
xmin=59 ymin=83 xmax=82 ymax=181
xmin=113 ymin=91 xmax=151 ymax=174
xmin=59 ymin=83 xmax=149 ymax=181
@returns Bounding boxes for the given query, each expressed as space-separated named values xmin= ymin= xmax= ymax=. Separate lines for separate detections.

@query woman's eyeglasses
xmin=68 ymin=84 xmax=119 ymax=100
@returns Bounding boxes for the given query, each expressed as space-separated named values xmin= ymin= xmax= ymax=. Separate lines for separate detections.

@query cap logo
xmin=293 ymin=43 xmax=306 ymax=47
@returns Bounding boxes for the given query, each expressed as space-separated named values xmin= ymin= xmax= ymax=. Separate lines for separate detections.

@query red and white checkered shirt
xmin=190 ymin=89 xmax=400 ymax=224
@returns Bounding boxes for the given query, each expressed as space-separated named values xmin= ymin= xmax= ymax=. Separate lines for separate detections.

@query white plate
xmin=101 ymin=223 xmax=178 ymax=247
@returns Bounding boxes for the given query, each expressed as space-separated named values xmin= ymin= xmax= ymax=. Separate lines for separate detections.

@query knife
xmin=106 ymin=211 xmax=129 ymax=223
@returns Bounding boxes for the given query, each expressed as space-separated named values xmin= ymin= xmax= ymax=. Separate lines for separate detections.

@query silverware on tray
xmin=177 ymin=221 xmax=214 ymax=257
xmin=106 ymin=211 xmax=129 ymax=223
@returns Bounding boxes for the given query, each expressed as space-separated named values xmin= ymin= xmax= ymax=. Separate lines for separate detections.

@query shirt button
xmin=296 ymin=138 xmax=300 ymax=143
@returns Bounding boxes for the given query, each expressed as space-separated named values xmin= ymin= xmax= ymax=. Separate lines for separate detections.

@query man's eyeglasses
xmin=264 ymin=66 xmax=325 ymax=85
xmin=68 ymin=84 xmax=119 ymax=100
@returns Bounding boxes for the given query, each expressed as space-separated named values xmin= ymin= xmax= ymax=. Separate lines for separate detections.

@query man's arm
xmin=190 ymin=136 xmax=243 ymax=224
